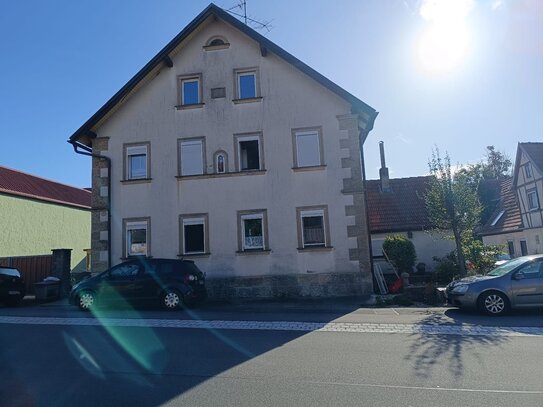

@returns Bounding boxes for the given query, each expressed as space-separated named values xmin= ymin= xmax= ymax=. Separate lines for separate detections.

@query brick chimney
xmin=379 ymin=141 xmax=391 ymax=192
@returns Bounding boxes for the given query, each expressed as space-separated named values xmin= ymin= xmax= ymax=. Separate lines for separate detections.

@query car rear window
xmin=178 ymin=261 xmax=202 ymax=275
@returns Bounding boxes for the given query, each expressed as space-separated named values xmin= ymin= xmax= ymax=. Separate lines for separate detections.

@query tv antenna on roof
xmin=224 ymin=0 xmax=272 ymax=33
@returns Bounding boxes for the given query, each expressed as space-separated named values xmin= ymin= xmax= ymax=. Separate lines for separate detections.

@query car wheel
xmin=162 ymin=289 xmax=183 ymax=310
xmin=78 ymin=291 xmax=96 ymax=311
xmin=478 ymin=291 xmax=509 ymax=316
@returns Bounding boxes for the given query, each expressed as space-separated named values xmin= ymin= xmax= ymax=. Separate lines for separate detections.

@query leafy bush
xmin=462 ymin=233 xmax=504 ymax=274
xmin=382 ymin=234 xmax=416 ymax=273
xmin=432 ymin=251 xmax=461 ymax=285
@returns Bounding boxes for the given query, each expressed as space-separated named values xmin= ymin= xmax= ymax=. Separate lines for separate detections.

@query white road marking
xmin=304 ymin=379 xmax=543 ymax=394
xmin=0 ymin=316 xmax=542 ymax=337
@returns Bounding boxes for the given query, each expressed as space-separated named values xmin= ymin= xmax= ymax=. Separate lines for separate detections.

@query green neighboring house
xmin=0 ymin=166 xmax=91 ymax=272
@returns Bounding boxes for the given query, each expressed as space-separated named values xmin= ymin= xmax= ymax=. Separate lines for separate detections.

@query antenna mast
xmin=224 ymin=1 xmax=272 ymax=33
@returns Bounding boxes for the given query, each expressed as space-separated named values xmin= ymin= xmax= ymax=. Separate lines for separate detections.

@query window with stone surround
xmin=234 ymin=133 xmax=263 ymax=172
xmin=292 ymin=127 xmax=324 ymax=168
xmin=178 ymin=138 xmax=205 ymax=176
xmin=123 ymin=218 xmax=150 ymax=257
xmin=237 ymin=209 xmax=268 ymax=252
xmin=179 ymin=214 xmax=208 ymax=255
xmin=296 ymin=206 xmax=331 ymax=249
xmin=177 ymin=74 xmax=203 ymax=108
xmin=234 ymin=68 xmax=260 ymax=102
xmin=124 ymin=143 xmax=150 ymax=180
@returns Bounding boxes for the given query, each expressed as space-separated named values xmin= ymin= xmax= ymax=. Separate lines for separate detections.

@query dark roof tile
xmin=367 ymin=176 xmax=432 ymax=233
xmin=0 ymin=166 xmax=91 ymax=209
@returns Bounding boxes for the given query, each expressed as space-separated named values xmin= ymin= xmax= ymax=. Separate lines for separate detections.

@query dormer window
xmin=204 ymin=36 xmax=230 ymax=51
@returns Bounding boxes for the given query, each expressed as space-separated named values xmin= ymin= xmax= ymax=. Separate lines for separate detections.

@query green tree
xmin=455 ymin=146 xmax=512 ymax=225
xmin=482 ymin=145 xmax=512 ymax=179
xmin=382 ymin=234 xmax=416 ymax=273
xmin=425 ymin=148 xmax=482 ymax=277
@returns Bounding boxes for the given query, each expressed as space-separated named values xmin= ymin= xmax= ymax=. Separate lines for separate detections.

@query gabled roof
xmin=0 ymin=166 xmax=91 ymax=209
xmin=479 ymin=177 xmax=523 ymax=236
xmin=366 ymin=176 xmax=433 ymax=233
xmin=68 ymin=3 xmax=377 ymax=146
xmin=513 ymin=142 xmax=543 ymax=186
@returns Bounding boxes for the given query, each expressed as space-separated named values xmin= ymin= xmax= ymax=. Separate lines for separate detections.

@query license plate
xmin=8 ymin=291 xmax=20 ymax=295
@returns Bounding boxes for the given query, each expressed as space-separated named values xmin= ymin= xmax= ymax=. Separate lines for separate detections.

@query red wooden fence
xmin=0 ymin=255 xmax=53 ymax=295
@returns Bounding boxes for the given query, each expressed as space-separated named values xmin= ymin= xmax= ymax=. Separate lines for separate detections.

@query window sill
xmin=297 ymin=246 xmax=334 ymax=252
xmin=175 ymin=103 xmax=205 ymax=110
xmin=121 ymin=178 xmax=152 ymax=184
xmin=176 ymin=170 xmax=266 ymax=180
xmin=236 ymin=249 xmax=271 ymax=256
xmin=232 ymin=97 xmax=262 ymax=104
xmin=203 ymin=43 xmax=230 ymax=51
xmin=177 ymin=252 xmax=211 ymax=258
xmin=292 ymin=165 xmax=327 ymax=172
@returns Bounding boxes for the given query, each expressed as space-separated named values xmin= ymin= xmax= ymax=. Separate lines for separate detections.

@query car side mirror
xmin=513 ymin=272 xmax=524 ymax=280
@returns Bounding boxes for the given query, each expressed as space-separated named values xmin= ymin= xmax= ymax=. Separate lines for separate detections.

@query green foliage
xmin=432 ymin=252 xmax=461 ymax=284
xmin=425 ymin=148 xmax=482 ymax=276
xmin=482 ymin=146 xmax=512 ymax=179
xmin=382 ymin=234 xmax=416 ymax=273
xmin=462 ymin=233 xmax=505 ymax=274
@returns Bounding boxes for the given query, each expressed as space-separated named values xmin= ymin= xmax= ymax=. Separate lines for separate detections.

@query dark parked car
xmin=69 ymin=258 xmax=206 ymax=311
xmin=0 ymin=267 xmax=26 ymax=306
xmin=446 ymin=254 xmax=543 ymax=315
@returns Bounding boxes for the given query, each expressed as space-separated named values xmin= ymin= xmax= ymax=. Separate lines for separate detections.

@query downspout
xmin=358 ymin=110 xmax=379 ymax=293
xmin=69 ymin=139 xmax=112 ymax=271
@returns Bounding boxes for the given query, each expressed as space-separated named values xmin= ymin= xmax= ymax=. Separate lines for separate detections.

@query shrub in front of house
xmin=382 ymin=234 xmax=417 ymax=273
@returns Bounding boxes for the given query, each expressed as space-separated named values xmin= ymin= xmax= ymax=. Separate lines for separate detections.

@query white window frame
xmin=125 ymin=220 xmax=149 ymax=257
xmin=236 ymin=70 xmax=257 ymax=99
xmin=236 ymin=135 xmax=261 ymax=171
xmin=240 ymin=213 xmax=265 ymax=250
xmin=180 ymin=77 xmax=201 ymax=105
xmin=300 ymin=209 xmax=326 ymax=248
xmin=525 ymin=163 xmax=533 ymax=179
xmin=179 ymin=138 xmax=205 ymax=176
xmin=294 ymin=129 xmax=323 ymax=168
xmin=182 ymin=217 xmax=206 ymax=255
xmin=527 ymin=189 xmax=539 ymax=210
xmin=125 ymin=144 xmax=149 ymax=180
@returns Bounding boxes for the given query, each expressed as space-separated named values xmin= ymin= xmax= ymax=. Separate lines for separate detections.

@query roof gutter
xmin=69 ymin=139 xmax=112 ymax=271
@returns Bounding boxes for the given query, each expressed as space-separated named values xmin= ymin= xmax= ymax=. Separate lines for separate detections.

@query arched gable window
xmin=204 ymin=36 xmax=230 ymax=50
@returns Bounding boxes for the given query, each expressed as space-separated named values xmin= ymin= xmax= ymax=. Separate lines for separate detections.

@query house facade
xmin=0 ymin=166 xmax=91 ymax=272
xmin=367 ymin=142 xmax=455 ymax=270
xmin=481 ymin=143 xmax=543 ymax=256
xmin=68 ymin=4 xmax=378 ymax=298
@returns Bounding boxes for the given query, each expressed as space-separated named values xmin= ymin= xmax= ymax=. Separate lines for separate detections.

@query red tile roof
xmin=479 ymin=177 xmax=523 ymax=236
xmin=366 ymin=176 xmax=432 ymax=233
xmin=0 ymin=166 xmax=91 ymax=209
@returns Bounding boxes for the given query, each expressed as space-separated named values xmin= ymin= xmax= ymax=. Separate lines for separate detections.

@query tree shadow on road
xmin=404 ymin=312 xmax=510 ymax=379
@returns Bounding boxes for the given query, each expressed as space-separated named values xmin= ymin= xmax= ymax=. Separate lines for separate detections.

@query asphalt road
xmin=1 ymin=301 xmax=543 ymax=407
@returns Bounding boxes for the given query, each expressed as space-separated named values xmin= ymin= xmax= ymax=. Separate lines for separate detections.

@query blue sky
xmin=1 ymin=0 xmax=542 ymax=187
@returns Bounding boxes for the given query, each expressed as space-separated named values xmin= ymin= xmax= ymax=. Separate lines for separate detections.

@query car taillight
xmin=184 ymin=274 xmax=196 ymax=284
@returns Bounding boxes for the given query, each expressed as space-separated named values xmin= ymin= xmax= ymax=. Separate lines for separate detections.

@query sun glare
xmin=417 ymin=0 xmax=474 ymax=75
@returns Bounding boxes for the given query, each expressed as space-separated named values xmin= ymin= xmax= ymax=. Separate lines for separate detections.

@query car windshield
xmin=486 ymin=258 xmax=527 ymax=277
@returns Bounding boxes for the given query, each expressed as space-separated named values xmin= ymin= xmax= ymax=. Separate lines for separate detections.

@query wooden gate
xmin=0 ymin=255 xmax=53 ymax=295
